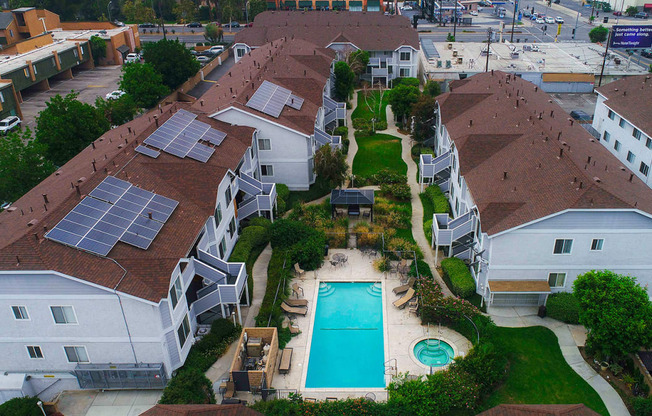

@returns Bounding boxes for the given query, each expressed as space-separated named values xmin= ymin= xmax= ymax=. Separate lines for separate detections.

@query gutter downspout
xmin=109 ymin=258 xmax=139 ymax=364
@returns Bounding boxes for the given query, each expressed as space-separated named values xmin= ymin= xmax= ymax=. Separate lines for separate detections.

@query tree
xmin=388 ymin=83 xmax=421 ymax=124
xmin=204 ymin=23 xmax=223 ymax=43
xmin=0 ymin=396 xmax=43 ymax=416
xmin=411 ymin=94 xmax=437 ymax=143
xmin=248 ymin=0 xmax=266 ymax=21
xmin=347 ymin=50 xmax=370 ymax=76
xmin=626 ymin=5 xmax=638 ymax=15
xmin=95 ymin=95 xmax=138 ymax=126
xmin=36 ymin=92 xmax=110 ymax=166
xmin=89 ymin=35 xmax=106 ymax=66
xmin=220 ymin=0 xmax=243 ymax=24
xmin=0 ymin=129 xmax=55 ymax=203
xmin=314 ymin=145 xmax=347 ymax=187
xmin=588 ymin=25 xmax=608 ymax=43
xmin=333 ymin=61 xmax=355 ymax=101
xmin=446 ymin=33 xmax=455 ymax=42
xmin=119 ymin=62 xmax=169 ymax=108
xmin=573 ymin=270 xmax=652 ymax=360
xmin=159 ymin=370 xmax=216 ymax=404
xmin=173 ymin=0 xmax=198 ymax=23
xmin=424 ymin=80 xmax=441 ymax=97
xmin=198 ymin=5 xmax=210 ymax=20
xmin=142 ymin=39 xmax=200 ymax=89
xmin=122 ymin=0 xmax=156 ymax=23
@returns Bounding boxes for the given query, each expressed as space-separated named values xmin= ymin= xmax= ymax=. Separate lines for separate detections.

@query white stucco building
xmin=420 ymin=71 xmax=652 ymax=307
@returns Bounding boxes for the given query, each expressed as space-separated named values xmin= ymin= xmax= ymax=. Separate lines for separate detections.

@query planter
xmin=600 ymin=361 xmax=609 ymax=371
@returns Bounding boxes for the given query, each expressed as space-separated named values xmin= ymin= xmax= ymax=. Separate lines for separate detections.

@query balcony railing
xmin=236 ymin=173 xmax=277 ymax=220
xmin=420 ymin=151 xmax=451 ymax=179
xmin=432 ymin=211 xmax=476 ymax=247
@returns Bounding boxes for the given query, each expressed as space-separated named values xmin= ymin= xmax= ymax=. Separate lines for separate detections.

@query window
xmin=399 ymin=68 xmax=410 ymax=77
xmin=627 ymin=151 xmax=636 ymax=163
xmin=602 ymin=131 xmax=610 ymax=142
xmin=12 ymin=306 xmax=29 ymax=320
xmin=9 ymin=29 xmax=13 ymax=37
xmin=228 ymin=217 xmax=236 ymax=238
xmin=64 ymin=346 xmax=89 ymax=363
xmin=215 ymin=203 xmax=222 ymax=226
xmin=23 ymin=68 xmax=29 ymax=77
xmin=261 ymin=164 xmax=273 ymax=176
xmin=237 ymin=48 xmax=245 ymax=58
xmin=50 ymin=306 xmax=77 ymax=324
xmin=224 ymin=185 xmax=232 ymax=206
xmin=548 ymin=272 xmax=567 ymax=288
xmin=218 ymin=236 xmax=227 ymax=258
xmin=380 ymin=60 xmax=387 ymax=69
xmin=73 ymin=49 xmax=78 ymax=58
xmin=633 ymin=128 xmax=642 ymax=140
xmin=33 ymin=65 xmax=37 ymax=75
xmin=51 ymin=57 xmax=56 ymax=67
xmin=400 ymin=51 xmax=411 ymax=61
xmin=169 ymin=277 xmax=182 ymax=309
xmin=591 ymin=238 xmax=604 ymax=251
xmin=553 ymin=239 xmax=573 ymax=254
xmin=258 ymin=138 xmax=271 ymax=150
xmin=177 ymin=315 xmax=191 ymax=348
xmin=619 ymin=118 xmax=626 ymax=128
xmin=608 ymin=109 xmax=615 ymax=120
xmin=614 ymin=140 xmax=621 ymax=152
xmin=0 ymin=91 xmax=4 ymax=103
xmin=27 ymin=346 xmax=43 ymax=359
xmin=640 ymin=162 xmax=650 ymax=176
xmin=646 ymin=138 xmax=652 ymax=149
xmin=388 ymin=65 xmax=393 ymax=74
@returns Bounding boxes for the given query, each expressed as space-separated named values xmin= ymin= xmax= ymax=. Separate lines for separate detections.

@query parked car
xmin=545 ymin=16 xmax=555 ymax=23
xmin=470 ymin=10 xmax=478 ymax=15
xmin=635 ymin=11 xmax=649 ymax=18
xmin=402 ymin=5 xmax=413 ymax=10
xmin=522 ymin=10 xmax=531 ymax=17
xmin=613 ymin=10 xmax=622 ymax=15
xmin=0 ymin=116 xmax=20 ymax=134
xmin=570 ymin=110 xmax=592 ymax=122
xmin=105 ymin=90 xmax=126 ymax=100
xmin=125 ymin=53 xmax=139 ymax=63
xmin=138 ymin=22 xmax=156 ymax=28
xmin=641 ymin=48 xmax=652 ymax=58
xmin=222 ymin=21 xmax=240 ymax=28
xmin=113 ymin=20 xmax=125 ymax=27
xmin=186 ymin=22 xmax=202 ymax=28
xmin=0 ymin=201 xmax=11 ymax=210
xmin=196 ymin=56 xmax=211 ymax=63
xmin=208 ymin=45 xmax=225 ymax=54
xmin=555 ymin=16 xmax=564 ymax=23
xmin=536 ymin=17 xmax=545 ymax=23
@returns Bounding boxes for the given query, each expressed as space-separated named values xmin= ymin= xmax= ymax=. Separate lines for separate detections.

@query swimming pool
xmin=305 ymin=282 xmax=385 ymax=388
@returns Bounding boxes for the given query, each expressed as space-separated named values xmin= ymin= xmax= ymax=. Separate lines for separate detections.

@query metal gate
xmin=74 ymin=363 xmax=167 ymax=389
xmin=491 ymin=293 xmax=543 ymax=307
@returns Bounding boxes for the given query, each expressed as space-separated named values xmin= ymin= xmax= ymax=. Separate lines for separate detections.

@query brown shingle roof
xmin=235 ymin=11 xmax=419 ymax=51
xmin=0 ymin=103 xmax=254 ymax=302
xmin=595 ymin=74 xmax=652 ymax=136
xmin=140 ymin=404 xmax=263 ymax=416
xmin=193 ymin=37 xmax=335 ymax=135
xmin=439 ymin=71 xmax=652 ymax=235
xmin=478 ymin=404 xmax=601 ymax=416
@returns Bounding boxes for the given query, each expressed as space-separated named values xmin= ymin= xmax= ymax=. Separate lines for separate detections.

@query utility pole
xmin=453 ymin=0 xmax=458 ymax=39
xmin=485 ymin=28 xmax=492 ymax=72
xmin=590 ymin=0 xmax=596 ymax=22
xmin=573 ymin=9 xmax=580 ymax=39
xmin=158 ymin=0 xmax=167 ymax=40
xmin=510 ymin=0 xmax=518 ymax=42
xmin=440 ymin=0 xmax=444 ymax=26
xmin=598 ymin=29 xmax=612 ymax=87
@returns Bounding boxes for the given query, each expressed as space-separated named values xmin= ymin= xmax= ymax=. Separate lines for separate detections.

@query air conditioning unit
xmin=448 ymin=43 xmax=453 ymax=50
xmin=452 ymin=49 xmax=458 ymax=57
xmin=457 ymin=57 xmax=463 ymax=64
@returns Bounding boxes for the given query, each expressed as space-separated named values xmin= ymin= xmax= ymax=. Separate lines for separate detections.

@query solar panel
xmin=187 ymin=142 xmax=215 ymax=163
xmin=202 ymin=129 xmax=227 ymax=146
xmin=143 ymin=109 xmax=197 ymax=150
xmin=286 ymin=94 xmax=304 ymax=110
xmin=246 ymin=80 xmax=294 ymax=118
xmin=135 ymin=145 xmax=160 ymax=158
xmin=46 ymin=176 xmax=179 ymax=256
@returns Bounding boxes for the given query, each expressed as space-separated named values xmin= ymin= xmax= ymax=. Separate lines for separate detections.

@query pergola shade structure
xmin=330 ymin=188 xmax=374 ymax=221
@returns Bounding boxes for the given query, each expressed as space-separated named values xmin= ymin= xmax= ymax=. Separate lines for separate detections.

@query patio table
xmin=332 ymin=253 xmax=346 ymax=263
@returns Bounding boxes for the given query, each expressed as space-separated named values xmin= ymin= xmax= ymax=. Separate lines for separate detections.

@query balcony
xmin=431 ymin=210 xmax=476 ymax=247
xmin=236 ymin=173 xmax=277 ymax=220
xmin=323 ymin=95 xmax=346 ymax=127
xmin=419 ymin=152 xmax=451 ymax=191
xmin=314 ymin=127 xmax=342 ymax=150
xmin=372 ymin=67 xmax=388 ymax=77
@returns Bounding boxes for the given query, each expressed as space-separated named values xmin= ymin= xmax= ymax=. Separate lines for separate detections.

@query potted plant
xmin=600 ymin=361 xmax=609 ymax=371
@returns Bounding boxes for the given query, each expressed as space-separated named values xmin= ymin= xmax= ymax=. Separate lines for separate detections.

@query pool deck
xmin=271 ymin=248 xmax=472 ymax=401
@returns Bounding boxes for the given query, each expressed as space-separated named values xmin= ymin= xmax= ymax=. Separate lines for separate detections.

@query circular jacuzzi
xmin=413 ymin=338 xmax=455 ymax=367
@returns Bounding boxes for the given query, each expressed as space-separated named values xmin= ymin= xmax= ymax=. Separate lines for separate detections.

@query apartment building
xmin=419 ymin=71 xmax=652 ymax=307
xmin=196 ymin=36 xmax=346 ymax=191
xmin=233 ymin=11 xmax=420 ymax=87
xmin=592 ymin=75 xmax=652 ymax=188
xmin=264 ymin=0 xmax=385 ymax=11
xmin=0 ymin=103 xmax=276 ymax=401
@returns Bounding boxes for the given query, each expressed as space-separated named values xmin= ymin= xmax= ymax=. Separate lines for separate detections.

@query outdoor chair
xmin=330 ymin=260 xmax=338 ymax=268
xmin=289 ymin=324 xmax=301 ymax=335
xmin=294 ymin=263 xmax=305 ymax=278
xmin=292 ymin=282 xmax=304 ymax=298
xmin=326 ymin=397 xmax=337 ymax=402
xmin=393 ymin=288 xmax=416 ymax=309
xmin=305 ymin=398 xmax=317 ymax=403
xmin=408 ymin=298 xmax=419 ymax=316
xmin=224 ymin=381 xmax=236 ymax=399
xmin=284 ymin=298 xmax=308 ymax=307
xmin=281 ymin=302 xmax=308 ymax=316
xmin=279 ymin=348 xmax=293 ymax=374
xmin=393 ymin=277 xmax=416 ymax=295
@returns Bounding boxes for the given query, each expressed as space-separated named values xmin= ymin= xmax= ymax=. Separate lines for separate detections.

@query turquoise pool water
xmin=413 ymin=339 xmax=454 ymax=367
xmin=305 ymin=282 xmax=385 ymax=388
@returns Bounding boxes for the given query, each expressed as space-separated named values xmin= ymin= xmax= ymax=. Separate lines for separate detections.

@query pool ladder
xmin=384 ymin=358 xmax=397 ymax=377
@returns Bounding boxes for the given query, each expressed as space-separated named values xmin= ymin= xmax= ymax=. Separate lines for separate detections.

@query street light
xmin=246 ymin=0 xmax=251 ymax=25
xmin=37 ymin=401 xmax=46 ymax=416
xmin=107 ymin=0 xmax=113 ymax=22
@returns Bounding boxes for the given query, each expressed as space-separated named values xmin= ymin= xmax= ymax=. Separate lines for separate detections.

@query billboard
xmin=610 ymin=25 xmax=652 ymax=49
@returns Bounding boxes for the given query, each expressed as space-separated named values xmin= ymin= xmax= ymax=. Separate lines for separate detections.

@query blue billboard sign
xmin=610 ymin=25 xmax=652 ymax=49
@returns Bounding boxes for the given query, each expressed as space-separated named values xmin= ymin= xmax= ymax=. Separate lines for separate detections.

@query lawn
xmin=482 ymin=326 xmax=609 ymax=416
xmin=351 ymin=89 xmax=389 ymax=123
xmin=352 ymin=134 xmax=407 ymax=178
xmin=285 ymin=175 xmax=331 ymax=209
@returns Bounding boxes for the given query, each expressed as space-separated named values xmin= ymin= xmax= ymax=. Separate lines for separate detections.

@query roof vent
xmin=620 ymin=166 xmax=626 ymax=171
xmin=27 ymin=219 xmax=38 ymax=227
xmin=503 ymin=171 xmax=508 ymax=180
xmin=593 ymin=177 xmax=601 ymax=183
xmin=77 ymin=177 xmax=86 ymax=183
xmin=629 ymin=173 xmax=634 ymax=182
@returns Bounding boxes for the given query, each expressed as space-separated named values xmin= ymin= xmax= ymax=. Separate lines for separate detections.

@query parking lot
xmin=19 ymin=65 xmax=122 ymax=131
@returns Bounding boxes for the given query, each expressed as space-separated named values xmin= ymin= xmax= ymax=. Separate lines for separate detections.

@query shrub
xmin=333 ymin=125 xmax=348 ymax=137
xmin=450 ymin=341 xmax=507 ymax=396
xmin=374 ymin=168 xmax=407 ymax=184
xmin=631 ymin=397 xmax=652 ymax=416
xmin=275 ymin=183 xmax=290 ymax=214
xmin=589 ymin=25 xmax=608 ymax=43
xmin=0 ymin=396 xmax=41 ymax=416
xmin=210 ymin=318 xmax=237 ymax=340
xmin=425 ymin=185 xmax=451 ymax=215
xmin=546 ymin=292 xmax=580 ymax=324
xmin=380 ymin=183 xmax=411 ymax=200
xmin=424 ymin=218 xmax=433 ymax=242
xmin=387 ymin=237 xmax=422 ymax=259
xmin=159 ymin=369 xmax=216 ymax=404
xmin=409 ymin=259 xmax=433 ymax=279
xmin=440 ymin=258 xmax=475 ymax=298
xmin=271 ymin=219 xmax=325 ymax=270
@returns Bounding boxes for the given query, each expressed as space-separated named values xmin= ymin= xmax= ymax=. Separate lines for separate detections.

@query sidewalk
xmin=345 ymin=90 xmax=359 ymax=174
xmin=385 ymin=105 xmax=453 ymax=297
xmin=488 ymin=306 xmax=630 ymax=416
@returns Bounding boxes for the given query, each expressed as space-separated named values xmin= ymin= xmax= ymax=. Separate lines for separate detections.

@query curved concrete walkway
xmin=345 ymin=90 xmax=359 ymax=174
xmin=385 ymin=105 xmax=453 ymax=297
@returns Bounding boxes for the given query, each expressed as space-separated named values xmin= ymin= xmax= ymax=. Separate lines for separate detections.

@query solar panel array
xmin=246 ymin=80 xmax=297 ymax=118
xmin=286 ymin=94 xmax=304 ymax=111
xmin=142 ymin=109 xmax=227 ymax=162
xmin=135 ymin=145 xmax=160 ymax=158
xmin=46 ymin=176 xmax=178 ymax=256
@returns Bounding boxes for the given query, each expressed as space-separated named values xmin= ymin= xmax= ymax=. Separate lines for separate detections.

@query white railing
xmin=420 ymin=151 xmax=451 ymax=179
xmin=431 ymin=211 xmax=476 ymax=247
xmin=372 ymin=67 xmax=388 ymax=76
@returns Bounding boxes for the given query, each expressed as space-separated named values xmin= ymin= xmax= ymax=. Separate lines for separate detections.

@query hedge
xmin=440 ymin=257 xmax=476 ymax=298
xmin=228 ymin=219 xmax=271 ymax=297
xmin=270 ymin=219 xmax=325 ymax=271
xmin=159 ymin=369 xmax=216 ymax=405
xmin=0 ymin=396 xmax=42 ymax=416
xmin=425 ymin=185 xmax=451 ymax=215
xmin=546 ymin=292 xmax=580 ymax=324
xmin=631 ymin=397 xmax=652 ymax=416
xmin=255 ymin=248 xmax=293 ymax=348
xmin=275 ymin=184 xmax=290 ymax=215
xmin=409 ymin=259 xmax=433 ymax=280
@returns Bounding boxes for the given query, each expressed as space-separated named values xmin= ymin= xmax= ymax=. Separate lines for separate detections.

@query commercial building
xmin=419 ymin=41 xmax=649 ymax=92
xmin=197 ymin=36 xmax=346 ymax=190
xmin=419 ymin=71 xmax=652 ymax=307
xmin=233 ymin=11 xmax=420 ymax=86
xmin=264 ymin=0 xmax=385 ymax=10
xmin=592 ymin=75 xmax=652 ymax=189
xmin=0 ymin=102 xmax=277 ymax=401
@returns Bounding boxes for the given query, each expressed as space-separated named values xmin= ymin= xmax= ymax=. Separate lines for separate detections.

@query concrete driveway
xmin=57 ymin=389 xmax=161 ymax=416
xmin=19 ymin=65 xmax=122 ymax=132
